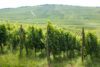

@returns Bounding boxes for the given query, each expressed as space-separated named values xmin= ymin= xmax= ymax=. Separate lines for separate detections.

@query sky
xmin=0 ymin=0 xmax=100 ymax=9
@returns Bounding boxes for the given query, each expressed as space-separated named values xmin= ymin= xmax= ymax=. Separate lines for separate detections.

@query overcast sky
xmin=0 ymin=0 xmax=100 ymax=9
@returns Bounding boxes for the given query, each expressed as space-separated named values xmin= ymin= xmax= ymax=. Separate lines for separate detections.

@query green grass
xmin=0 ymin=50 xmax=47 ymax=67
xmin=0 ymin=48 xmax=99 ymax=67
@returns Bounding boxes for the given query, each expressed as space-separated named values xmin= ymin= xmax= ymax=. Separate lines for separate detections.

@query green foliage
xmin=11 ymin=31 xmax=20 ymax=51
xmin=0 ymin=24 xmax=7 ymax=53
xmin=0 ymin=23 xmax=99 ymax=67
xmin=85 ymin=33 xmax=99 ymax=58
xmin=47 ymin=22 xmax=81 ymax=59
xmin=26 ymin=26 xmax=45 ymax=56
xmin=0 ymin=25 xmax=7 ymax=44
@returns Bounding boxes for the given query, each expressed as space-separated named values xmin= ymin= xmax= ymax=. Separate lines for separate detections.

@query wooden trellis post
xmin=19 ymin=25 xmax=25 ymax=57
xmin=46 ymin=23 xmax=51 ymax=67
xmin=46 ymin=36 xmax=51 ymax=67
xmin=82 ymin=27 xmax=85 ymax=62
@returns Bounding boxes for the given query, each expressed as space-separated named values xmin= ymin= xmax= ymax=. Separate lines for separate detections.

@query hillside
xmin=0 ymin=4 xmax=100 ymax=25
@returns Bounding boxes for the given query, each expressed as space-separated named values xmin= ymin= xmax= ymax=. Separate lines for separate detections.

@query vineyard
xmin=0 ymin=22 xmax=100 ymax=67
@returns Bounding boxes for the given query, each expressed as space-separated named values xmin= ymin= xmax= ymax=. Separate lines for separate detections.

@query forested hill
xmin=0 ymin=4 xmax=100 ymax=24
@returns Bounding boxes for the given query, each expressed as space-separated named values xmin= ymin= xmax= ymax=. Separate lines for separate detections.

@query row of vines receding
xmin=0 ymin=23 xmax=100 ymax=64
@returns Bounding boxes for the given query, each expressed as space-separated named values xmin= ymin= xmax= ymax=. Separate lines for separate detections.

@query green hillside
xmin=0 ymin=4 xmax=100 ymax=25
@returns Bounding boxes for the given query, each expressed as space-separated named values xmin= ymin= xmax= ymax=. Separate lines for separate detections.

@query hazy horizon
xmin=0 ymin=0 xmax=100 ymax=9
